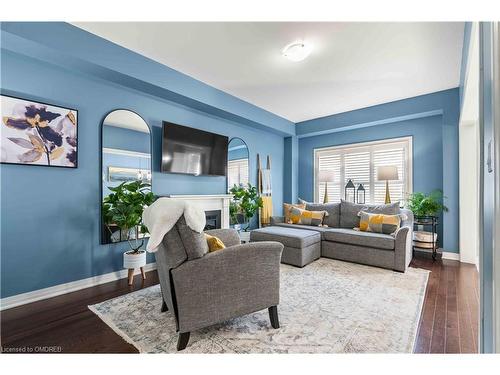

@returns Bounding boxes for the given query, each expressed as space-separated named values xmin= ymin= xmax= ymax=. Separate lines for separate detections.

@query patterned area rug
xmin=89 ymin=258 xmax=429 ymax=353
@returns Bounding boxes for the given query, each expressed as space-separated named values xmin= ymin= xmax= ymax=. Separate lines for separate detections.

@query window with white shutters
xmin=227 ymin=158 xmax=249 ymax=190
xmin=314 ymin=137 xmax=412 ymax=204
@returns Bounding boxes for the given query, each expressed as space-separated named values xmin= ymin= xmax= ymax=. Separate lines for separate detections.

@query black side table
xmin=413 ymin=216 xmax=438 ymax=261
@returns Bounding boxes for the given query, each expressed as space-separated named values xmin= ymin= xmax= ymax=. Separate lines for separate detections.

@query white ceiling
xmin=74 ymin=22 xmax=464 ymax=123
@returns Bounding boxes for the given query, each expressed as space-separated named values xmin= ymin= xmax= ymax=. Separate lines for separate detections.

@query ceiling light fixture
xmin=282 ymin=41 xmax=312 ymax=62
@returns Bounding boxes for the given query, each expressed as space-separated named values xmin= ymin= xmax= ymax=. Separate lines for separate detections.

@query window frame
xmin=313 ymin=136 xmax=413 ymax=204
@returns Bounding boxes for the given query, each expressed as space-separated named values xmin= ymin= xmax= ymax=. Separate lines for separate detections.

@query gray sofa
xmin=154 ymin=216 xmax=283 ymax=350
xmin=264 ymin=200 xmax=413 ymax=272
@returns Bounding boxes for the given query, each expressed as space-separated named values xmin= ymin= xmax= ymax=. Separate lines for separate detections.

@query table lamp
xmin=318 ymin=170 xmax=335 ymax=203
xmin=377 ymin=165 xmax=399 ymax=204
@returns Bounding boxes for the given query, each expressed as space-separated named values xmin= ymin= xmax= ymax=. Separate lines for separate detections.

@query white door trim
xmin=492 ymin=21 xmax=500 ymax=353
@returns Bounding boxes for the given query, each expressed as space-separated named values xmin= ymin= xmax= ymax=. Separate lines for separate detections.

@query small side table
xmin=413 ymin=216 xmax=439 ymax=261
xmin=238 ymin=231 xmax=251 ymax=243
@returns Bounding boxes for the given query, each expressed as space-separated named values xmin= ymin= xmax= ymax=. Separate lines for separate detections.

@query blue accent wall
xmin=296 ymin=89 xmax=460 ymax=253
xmin=284 ymin=136 xmax=299 ymax=204
xmin=0 ymin=27 xmax=285 ymax=298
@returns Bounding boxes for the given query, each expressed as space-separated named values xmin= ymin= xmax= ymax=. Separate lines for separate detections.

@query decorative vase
xmin=123 ymin=250 xmax=146 ymax=269
xmin=123 ymin=250 xmax=147 ymax=285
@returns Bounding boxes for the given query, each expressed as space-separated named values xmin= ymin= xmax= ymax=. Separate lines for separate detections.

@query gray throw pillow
xmin=340 ymin=199 xmax=400 ymax=228
xmin=176 ymin=215 xmax=209 ymax=260
xmin=299 ymin=198 xmax=340 ymax=228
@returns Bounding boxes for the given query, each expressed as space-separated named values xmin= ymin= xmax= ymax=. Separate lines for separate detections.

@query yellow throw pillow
xmin=283 ymin=202 xmax=306 ymax=223
xmin=358 ymin=211 xmax=401 ymax=234
xmin=288 ymin=206 xmax=327 ymax=226
xmin=204 ymin=233 xmax=226 ymax=252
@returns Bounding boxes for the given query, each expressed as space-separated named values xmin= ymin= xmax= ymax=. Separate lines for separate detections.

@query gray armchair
xmin=154 ymin=217 xmax=283 ymax=351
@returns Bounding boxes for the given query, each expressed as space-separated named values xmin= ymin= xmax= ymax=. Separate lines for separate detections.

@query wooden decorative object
xmin=127 ymin=267 xmax=147 ymax=286
xmin=257 ymin=153 xmax=273 ymax=227
xmin=127 ymin=269 xmax=134 ymax=286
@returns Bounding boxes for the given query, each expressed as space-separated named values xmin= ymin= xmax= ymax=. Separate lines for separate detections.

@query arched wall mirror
xmin=227 ymin=137 xmax=249 ymax=191
xmin=101 ymin=109 xmax=152 ymax=245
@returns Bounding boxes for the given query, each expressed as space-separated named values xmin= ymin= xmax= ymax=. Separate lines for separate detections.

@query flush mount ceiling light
xmin=282 ymin=41 xmax=312 ymax=62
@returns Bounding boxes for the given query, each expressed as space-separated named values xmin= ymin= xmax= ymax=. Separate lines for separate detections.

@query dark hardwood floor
xmin=411 ymin=255 xmax=479 ymax=353
xmin=1 ymin=272 xmax=160 ymax=353
xmin=0 ymin=256 xmax=479 ymax=354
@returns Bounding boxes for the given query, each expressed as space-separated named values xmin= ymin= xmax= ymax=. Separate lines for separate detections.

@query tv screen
xmin=161 ymin=122 xmax=228 ymax=176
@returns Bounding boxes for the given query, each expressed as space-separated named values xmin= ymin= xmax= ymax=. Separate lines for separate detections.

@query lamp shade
xmin=377 ymin=165 xmax=399 ymax=181
xmin=318 ymin=170 xmax=335 ymax=182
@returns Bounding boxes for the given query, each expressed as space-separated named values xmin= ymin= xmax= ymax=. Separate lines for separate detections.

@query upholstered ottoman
xmin=250 ymin=226 xmax=321 ymax=267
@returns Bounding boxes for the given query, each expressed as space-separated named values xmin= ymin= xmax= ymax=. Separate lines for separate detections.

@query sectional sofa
xmin=251 ymin=200 xmax=413 ymax=272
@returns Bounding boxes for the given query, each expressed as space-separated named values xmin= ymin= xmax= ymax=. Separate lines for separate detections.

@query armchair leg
xmin=177 ymin=332 xmax=190 ymax=351
xmin=161 ymin=299 xmax=168 ymax=312
xmin=268 ymin=306 xmax=280 ymax=329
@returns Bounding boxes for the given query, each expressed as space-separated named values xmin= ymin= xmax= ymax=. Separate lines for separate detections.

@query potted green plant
xmin=405 ymin=190 xmax=448 ymax=218
xmin=229 ymin=183 xmax=263 ymax=231
xmin=102 ymin=181 xmax=156 ymax=272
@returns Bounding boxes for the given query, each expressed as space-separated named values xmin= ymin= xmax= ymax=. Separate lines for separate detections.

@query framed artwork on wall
xmin=1 ymin=94 xmax=78 ymax=168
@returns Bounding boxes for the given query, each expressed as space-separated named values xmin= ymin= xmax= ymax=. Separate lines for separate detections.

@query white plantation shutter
xmin=227 ymin=163 xmax=239 ymax=189
xmin=314 ymin=137 xmax=412 ymax=204
xmin=318 ymin=153 xmax=341 ymax=203
xmin=344 ymin=151 xmax=371 ymax=201
xmin=227 ymin=158 xmax=249 ymax=190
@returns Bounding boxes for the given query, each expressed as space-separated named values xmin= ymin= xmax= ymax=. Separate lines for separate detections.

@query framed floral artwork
xmin=1 ymin=94 xmax=78 ymax=168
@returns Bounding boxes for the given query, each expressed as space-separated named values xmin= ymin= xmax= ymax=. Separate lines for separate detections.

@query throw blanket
xmin=261 ymin=168 xmax=272 ymax=195
xmin=143 ymin=198 xmax=206 ymax=252
xmin=260 ymin=196 xmax=273 ymax=225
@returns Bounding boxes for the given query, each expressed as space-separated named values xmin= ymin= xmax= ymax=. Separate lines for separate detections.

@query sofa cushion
xmin=340 ymin=200 xmax=400 ymax=229
xmin=274 ymin=222 xmax=331 ymax=234
xmin=299 ymin=199 xmax=341 ymax=228
xmin=176 ymin=215 xmax=209 ymax=260
xmin=250 ymin=226 xmax=321 ymax=248
xmin=323 ymin=228 xmax=395 ymax=250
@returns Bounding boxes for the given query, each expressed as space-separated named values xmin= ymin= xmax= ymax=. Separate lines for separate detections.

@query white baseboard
xmin=414 ymin=248 xmax=462 ymax=261
xmin=442 ymin=251 xmax=461 ymax=261
xmin=0 ymin=262 xmax=157 ymax=311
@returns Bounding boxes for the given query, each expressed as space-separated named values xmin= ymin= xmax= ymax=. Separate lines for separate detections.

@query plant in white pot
xmin=229 ymin=183 xmax=263 ymax=231
xmin=102 ymin=180 xmax=156 ymax=285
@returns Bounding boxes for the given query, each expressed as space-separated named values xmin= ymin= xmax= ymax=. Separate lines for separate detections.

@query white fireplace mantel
xmin=166 ymin=194 xmax=233 ymax=228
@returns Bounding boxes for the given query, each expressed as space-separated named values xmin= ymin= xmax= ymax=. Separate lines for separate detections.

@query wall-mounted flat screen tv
xmin=161 ymin=121 xmax=228 ymax=176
